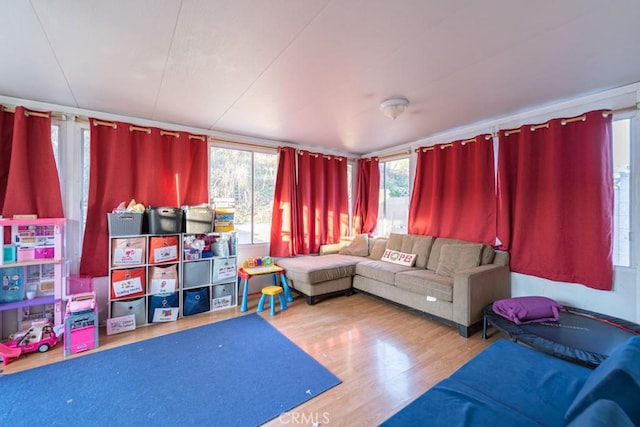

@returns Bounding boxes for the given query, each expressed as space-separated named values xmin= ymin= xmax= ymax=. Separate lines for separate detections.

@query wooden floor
xmin=2 ymin=292 xmax=498 ymax=426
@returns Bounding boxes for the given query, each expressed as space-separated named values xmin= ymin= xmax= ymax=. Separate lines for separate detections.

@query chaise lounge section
xmin=276 ymin=233 xmax=511 ymax=337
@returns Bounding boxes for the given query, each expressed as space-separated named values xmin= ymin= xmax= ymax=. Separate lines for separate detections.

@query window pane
xmin=347 ymin=163 xmax=353 ymax=233
xmin=51 ymin=125 xmax=60 ymax=178
xmin=81 ymin=128 xmax=91 ymax=237
xmin=377 ymin=158 xmax=410 ymax=236
xmin=612 ymin=119 xmax=630 ymax=267
xmin=253 ymin=152 xmax=277 ymax=243
xmin=210 ymin=147 xmax=252 ymax=244
xmin=210 ymin=147 xmax=277 ymax=245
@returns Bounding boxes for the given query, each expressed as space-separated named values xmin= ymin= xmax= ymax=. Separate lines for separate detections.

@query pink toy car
xmin=6 ymin=319 xmax=57 ymax=354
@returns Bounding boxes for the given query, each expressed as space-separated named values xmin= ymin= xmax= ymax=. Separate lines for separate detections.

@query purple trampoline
xmin=483 ymin=303 xmax=640 ymax=368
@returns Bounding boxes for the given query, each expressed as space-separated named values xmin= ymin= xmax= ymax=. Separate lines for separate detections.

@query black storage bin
xmin=148 ymin=207 xmax=183 ymax=234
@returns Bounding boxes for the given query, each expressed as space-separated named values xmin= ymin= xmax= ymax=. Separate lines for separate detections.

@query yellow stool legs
xmin=257 ymin=285 xmax=288 ymax=316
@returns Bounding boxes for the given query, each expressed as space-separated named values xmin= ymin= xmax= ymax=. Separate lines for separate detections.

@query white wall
xmin=2 ymin=82 xmax=640 ymax=323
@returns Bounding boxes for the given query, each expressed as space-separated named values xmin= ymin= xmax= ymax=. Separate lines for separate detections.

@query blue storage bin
xmin=0 ymin=266 xmax=23 ymax=302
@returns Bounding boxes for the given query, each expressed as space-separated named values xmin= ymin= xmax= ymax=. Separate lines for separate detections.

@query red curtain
xmin=0 ymin=106 xmax=14 ymax=210
xmin=408 ymin=135 xmax=496 ymax=244
xmin=496 ymin=110 xmax=613 ymax=290
xmin=80 ymin=120 xmax=208 ymax=277
xmin=0 ymin=106 xmax=63 ymax=218
xmin=296 ymin=151 xmax=349 ymax=254
xmin=269 ymin=147 xmax=299 ymax=257
xmin=353 ymin=157 xmax=380 ymax=235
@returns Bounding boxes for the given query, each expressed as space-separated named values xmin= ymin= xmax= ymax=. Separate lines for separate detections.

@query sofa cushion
xmin=277 ymin=254 xmax=361 ymax=284
xmin=566 ymin=399 xmax=635 ymax=427
xmin=400 ymin=235 xmax=434 ymax=269
xmin=339 ymin=233 xmax=369 ymax=256
xmin=481 ymin=245 xmax=496 ymax=265
xmin=395 ymin=269 xmax=453 ymax=302
xmin=386 ymin=233 xmax=404 ymax=251
xmin=564 ymin=336 xmax=640 ymax=425
xmin=427 ymin=237 xmax=494 ymax=270
xmin=435 ymin=244 xmax=483 ymax=277
xmin=356 ymin=260 xmax=414 ymax=285
xmin=369 ymin=238 xmax=388 ymax=260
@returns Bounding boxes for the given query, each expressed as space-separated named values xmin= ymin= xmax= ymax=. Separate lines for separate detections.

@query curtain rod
xmin=2 ymin=106 xmax=66 ymax=121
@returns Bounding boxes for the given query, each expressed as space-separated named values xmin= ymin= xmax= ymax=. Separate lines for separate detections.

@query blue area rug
xmin=0 ymin=314 xmax=341 ymax=426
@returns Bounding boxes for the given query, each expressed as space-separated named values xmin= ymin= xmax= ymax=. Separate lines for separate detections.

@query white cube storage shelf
xmin=108 ymin=232 xmax=237 ymax=329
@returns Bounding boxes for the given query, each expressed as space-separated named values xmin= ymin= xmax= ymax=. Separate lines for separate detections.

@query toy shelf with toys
xmin=182 ymin=231 xmax=237 ymax=314
xmin=0 ymin=218 xmax=67 ymax=341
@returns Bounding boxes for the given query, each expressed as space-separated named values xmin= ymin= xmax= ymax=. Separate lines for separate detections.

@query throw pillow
xmin=435 ymin=244 xmax=482 ymax=277
xmin=338 ymin=234 xmax=369 ymax=256
xmin=381 ymin=249 xmax=417 ymax=267
xmin=492 ymin=296 xmax=562 ymax=325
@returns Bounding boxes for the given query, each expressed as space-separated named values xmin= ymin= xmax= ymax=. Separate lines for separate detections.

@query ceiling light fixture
xmin=380 ymin=97 xmax=410 ymax=120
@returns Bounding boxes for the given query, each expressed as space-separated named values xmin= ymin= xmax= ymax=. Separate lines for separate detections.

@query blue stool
xmin=257 ymin=286 xmax=287 ymax=316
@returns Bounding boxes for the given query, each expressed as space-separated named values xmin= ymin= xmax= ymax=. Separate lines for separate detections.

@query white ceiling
xmin=1 ymin=0 xmax=639 ymax=155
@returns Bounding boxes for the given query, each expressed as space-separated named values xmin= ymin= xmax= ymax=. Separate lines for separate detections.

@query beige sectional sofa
xmin=276 ymin=233 xmax=511 ymax=337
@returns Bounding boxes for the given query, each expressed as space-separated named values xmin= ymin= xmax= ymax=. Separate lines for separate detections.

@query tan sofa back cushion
xmin=401 ymin=234 xmax=435 ymax=269
xmin=383 ymin=233 xmax=436 ymax=268
xmin=368 ymin=237 xmax=388 ymax=260
xmin=427 ymin=237 xmax=495 ymax=271
xmin=435 ymin=243 xmax=483 ymax=277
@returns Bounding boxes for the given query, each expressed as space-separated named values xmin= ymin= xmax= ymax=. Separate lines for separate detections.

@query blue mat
xmin=0 ymin=314 xmax=341 ymax=426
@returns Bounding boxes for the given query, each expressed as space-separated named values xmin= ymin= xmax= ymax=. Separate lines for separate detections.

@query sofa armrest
xmin=452 ymin=265 xmax=511 ymax=327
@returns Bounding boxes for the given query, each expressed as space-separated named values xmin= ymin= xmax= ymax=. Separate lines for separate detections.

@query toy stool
xmin=257 ymin=285 xmax=288 ymax=316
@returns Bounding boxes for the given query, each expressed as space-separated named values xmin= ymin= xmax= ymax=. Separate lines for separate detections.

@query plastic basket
xmin=148 ymin=207 xmax=183 ymax=234
xmin=107 ymin=212 xmax=143 ymax=236
xmin=185 ymin=207 xmax=213 ymax=233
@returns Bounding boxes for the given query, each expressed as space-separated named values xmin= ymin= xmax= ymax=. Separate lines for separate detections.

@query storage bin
xmin=107 ymin=212 xmax=143 ymax=236
xmin=148 ymin=264 xmax=179 ymax=294
xmin=17 ymin=247 xmax=34 ymax=262
xmin=110 ymin=267 xmax=146 ymax=299
xmin=212 ymin=283 xmax=235 ymax=309
xmin=148 ymin=207 xmax=183 ymax=234
xmin=148 ymin=236 xmax=179 ymax=264
xmin=111 ymin=297 xmax=146 ymax=327
xmin=111 ymin=237 xmax=146 ymax=267
xmin=148 ymin=292 xmax=179 ymax=323
xmin=183 ymin=260 xmax=210 ymax=288
xmin=184 ymin=206 xmax=213 ymax=233
xmin=183 ymin=287 xmax=210 ymax=316
xmin=212 ymin=257 xmax=237 ymax=282
xmin=34 ymin=246 xmax=55 ymax=259
xmin=0 ymin=266 xmax=23 ymax=302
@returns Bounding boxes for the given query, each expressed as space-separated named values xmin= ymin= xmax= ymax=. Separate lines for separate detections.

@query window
xmin=209 ymin=147 xmax=277 ymax=245
xmin=613 ymin=118 xmax=631 ymax=267
xmin=51 ymin=124 xmax=60 ymax=173
xmin=81 ymin=128 xmax=91 ymax=237
xmin=377 ymin=158 xmax=410 ymax=236
xmin=347 ymin=162 xmax=353 ymax=232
